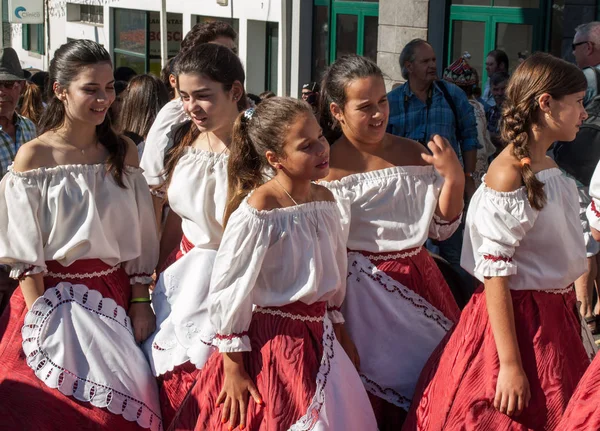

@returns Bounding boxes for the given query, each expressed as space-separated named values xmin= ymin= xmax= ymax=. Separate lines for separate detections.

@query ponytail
xmin=223 ymin=111 xmax=265 ymax=226
xmin=501 ymin=103 xmax=546 ymax=210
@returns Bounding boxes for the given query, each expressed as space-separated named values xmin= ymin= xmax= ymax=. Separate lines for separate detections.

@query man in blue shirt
xmin=387 ymin=39 xmax=479 ymax=294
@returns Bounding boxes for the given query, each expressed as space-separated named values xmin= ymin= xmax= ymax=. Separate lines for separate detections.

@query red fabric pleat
xmin=360 ymin=247 xmax=461 ymax=324
xmin=558 ymin=349 xmax=600 ymax=430
xmin=403 ymin=286 xmax=589 ymax=431
xmin=171 ymin=302 xmax=326 ymax=431
xmin=0 ymin=259 xmax=143 ymax=431
xmin=156 ymin=235 xmax=200 ymax=429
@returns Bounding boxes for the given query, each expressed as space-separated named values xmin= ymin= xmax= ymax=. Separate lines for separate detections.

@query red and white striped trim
xmin=214 ymin=331 xmax=249 ymax=341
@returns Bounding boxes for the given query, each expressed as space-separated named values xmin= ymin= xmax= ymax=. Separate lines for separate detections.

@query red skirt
xmin=0 ymin=259 xmax=145 ymax=431
xmin=403 ymin=286 xmax=590 ymax=431
xmin=171 ymin=302 xmax=327 ymax=431
xmin=157 ymin=235 xmax=202 ymax=429
xmin=558 ymin=350 xmax=600 ymax=430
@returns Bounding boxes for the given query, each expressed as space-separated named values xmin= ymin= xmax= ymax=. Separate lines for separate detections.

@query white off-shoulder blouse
xmin=209 ymin=199 xmax=347 ymax=353
xmin=166 ymin=147 xmax=228 ymax=250
xmin=321 ymin=165 xmax=461 ymax=253
xmin=462 ymin=168 xmax=587 ymax=291
xmin=586 ymin=162 xmax=600 ymax=234
xmin=0 ymin=164 xmax=159 ymax=284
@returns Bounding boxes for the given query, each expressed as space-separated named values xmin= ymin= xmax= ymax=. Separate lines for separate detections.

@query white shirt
xmin=321 ymin=165 xmax=461 ymax=253
xmin=462 ymin=168 xmax=586 ymax=290
xmin=167 ymin=147 xmax=228 ymax=250
xmin=210 ymin=200 xmax=347 ymax=352
xmin=140 ymin=98 xmax=187 ymax=186
xmin=0 ymin=164 xmax=159 ymax=284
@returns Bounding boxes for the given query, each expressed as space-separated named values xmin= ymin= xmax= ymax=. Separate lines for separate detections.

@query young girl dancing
xmin=170 ymin=97 xmax=377 ymax=430
xmin=404 ymin=52 xmax=591 ymax=431
xmin=0 ymin=40 xmax=161 ymax=430
xmin=141 ymin=43 xmax=247 ymax=427
xmin=319 ymin=54 xmax=464 ymax=429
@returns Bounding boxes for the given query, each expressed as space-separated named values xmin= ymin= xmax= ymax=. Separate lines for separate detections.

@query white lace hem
xmin=254 ymin=306 xmax=325 ymax=322
xmin=22 ymin=283 xmax=163 ymax=431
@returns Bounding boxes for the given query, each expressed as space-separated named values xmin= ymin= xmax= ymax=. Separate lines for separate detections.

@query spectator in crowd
xmin=486 ymin=71 xmax=509 ymax=152
xmin=573 ymin=21 xmax=600 ymax=105
xmin=387 ymin=38 xmax=479 ymax=291
xmin=31 ymin=70 xmax=49 ymax=103
xmin=482 ymin=49 xmax=509 ymax=107
xmin=117 ymin=74 xmax=169 ymax=159
xmin=109 ymin=80 xmax=127 ymax=123
xmin=259 ymin=90 xmax=275 ymax=101
xmin=114 ymin=66 xmax=137 ymax=82
xmin=0 ymin=47 xmax=36 ymax=316
xmin=518 ymin=50 xmax=530 ymax=64
xmin=161 ymin=57 xmax=178 ymax=100
xmin=18 ymin=81 xmax=44 ymax=127
xmin=443 ymin=54 xmax=495 ymax=188
xmin=301 ymin=81 xmax=320 ymax=112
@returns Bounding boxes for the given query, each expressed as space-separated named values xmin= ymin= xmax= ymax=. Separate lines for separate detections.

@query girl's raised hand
xmin=421 ymin=135 xmax=463 ymax=182
xmin=218 ymin=353 xmax=263 ymax=430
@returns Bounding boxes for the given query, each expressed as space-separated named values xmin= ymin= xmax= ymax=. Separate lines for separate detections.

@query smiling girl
xmin=170 ymin=97 xmax=377 ymax=431
xmin=319 ymin=54 xmax=464 ymax=429
xmin=404 ymin=53 xmax=591 ymax=431
xmin=0 ymin=40 xmax=161 ymax=430
xmin=141 ymin=43 xmax=247 ymax=428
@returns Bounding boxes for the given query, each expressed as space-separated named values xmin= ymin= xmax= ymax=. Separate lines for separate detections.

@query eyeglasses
xmin=0 ymin=81 xmax=17 ymax=89
xmin=572 ymin=41 xmax=591 ymax=51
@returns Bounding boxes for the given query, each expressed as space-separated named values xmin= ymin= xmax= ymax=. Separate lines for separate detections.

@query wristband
xmin=130 ymin=297 xmax=151 ymax=304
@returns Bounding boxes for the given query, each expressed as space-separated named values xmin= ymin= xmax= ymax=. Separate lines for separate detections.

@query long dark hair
xmin=39 ymin=39 xmax=127 ymax=187
xmin=224 ymin=97 xmax=313 ymax=226
xmin=501 ymin=52 xmax=587 ymax=210
xmin=159 ymin=43 xmax=247 ymax=195
xmin=19 ymin=81 xmax=44 ymax=126
xmin=117 ymin=74 xmax=169 ymax=144
xmin=319 ymin=54 xmax=383 ymax=143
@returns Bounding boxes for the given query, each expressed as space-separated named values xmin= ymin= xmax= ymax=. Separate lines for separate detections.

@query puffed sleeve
xmin=0 ymin=171 xmax=46 ymax=279
xmin=122 ymin=169 xmax=159 ymax=285
xmin=322 ymin=183 xmax=352 ymax=244
xmin=327 ymin=205 xmax=347 ymax=324
xmin=586 ymin=163 xmax=600 ymax=231
xmin=209 ymin=207 xmax=271 ymax=352
xmin=462 ymin=186 xmax=537 ymax=278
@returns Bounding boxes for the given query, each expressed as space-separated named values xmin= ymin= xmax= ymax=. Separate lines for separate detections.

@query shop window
xmin=23 ymin=24 xmax=44 ymax=55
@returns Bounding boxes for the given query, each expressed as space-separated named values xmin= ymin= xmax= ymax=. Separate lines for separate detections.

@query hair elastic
xmin=520 ymin=157 xmax=532 ymax=167
xmin=243 ymin=108 xmax=255 ymax=121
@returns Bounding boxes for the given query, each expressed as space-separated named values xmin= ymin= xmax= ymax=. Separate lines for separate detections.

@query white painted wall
xmin=8 ymin=0 xmax=295 ymax=95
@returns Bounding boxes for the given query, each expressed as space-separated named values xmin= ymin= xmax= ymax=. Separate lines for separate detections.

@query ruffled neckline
xmin=241 ymin=198 xmax=338 ymax=220
xmin=482 ymin=167 xmax=563 ymax=197
xmin=320 ymin=165 xmax=435 ymax=189
xmin=183 ymin=146 xmax=229 ymax=161
xmin=7 ymin=163 xmax=142 ymax=180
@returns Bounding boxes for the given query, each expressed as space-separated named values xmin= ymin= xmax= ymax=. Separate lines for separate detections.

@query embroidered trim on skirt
xmin=343 ymin=247 xmax=460 ymax=416
xmin=0 ymin=259 xmax=162 ymax=431
xmin=404 ymin=286 xmax=589 ymax=431
xmin=171 ymin=301 xmax=377 ymax=431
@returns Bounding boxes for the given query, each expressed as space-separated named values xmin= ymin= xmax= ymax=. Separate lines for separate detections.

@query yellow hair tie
xmin=520 ymin=157 xmax=532 ymax=167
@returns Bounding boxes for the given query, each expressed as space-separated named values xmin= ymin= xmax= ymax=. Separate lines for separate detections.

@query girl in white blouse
xmin=171 ymin=97 xmax=377 ymax=430
xmin=141 ymin=43 xmax=248 ymax=428
xmin=0 ymin=40 xmax=161 ymax=430
xmin=318 ymin=55 xmax=464 ymax=429
xmin=405 ymin=53 xmax=591 ymax=431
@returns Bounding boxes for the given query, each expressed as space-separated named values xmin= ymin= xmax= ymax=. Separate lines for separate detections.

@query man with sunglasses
xmin=573 ymin=22 xmax=600 ymax=106
xmin=0 ymin=47 xmax=36 ymax=316
xmin=0 ymin=47 xmax=36 ymax=180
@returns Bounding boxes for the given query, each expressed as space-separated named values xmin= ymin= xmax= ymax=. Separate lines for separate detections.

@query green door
xmin=330 ymin=2 xmax=379 ymax=62
xmin=448 ymin=2 xmax=545 ymax=85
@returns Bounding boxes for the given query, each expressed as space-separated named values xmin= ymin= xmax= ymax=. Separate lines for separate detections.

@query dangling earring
xmin=277 ymin=164 xmax=283 ymax=170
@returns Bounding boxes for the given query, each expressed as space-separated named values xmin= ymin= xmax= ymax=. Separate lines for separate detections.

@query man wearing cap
xmin=0 ymin=47 xmax=36 ymax=179
xmin=301 ymin=82 xmax=320 ymax=112
xmin=0 ymin=47 xmax=36 ymax=315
